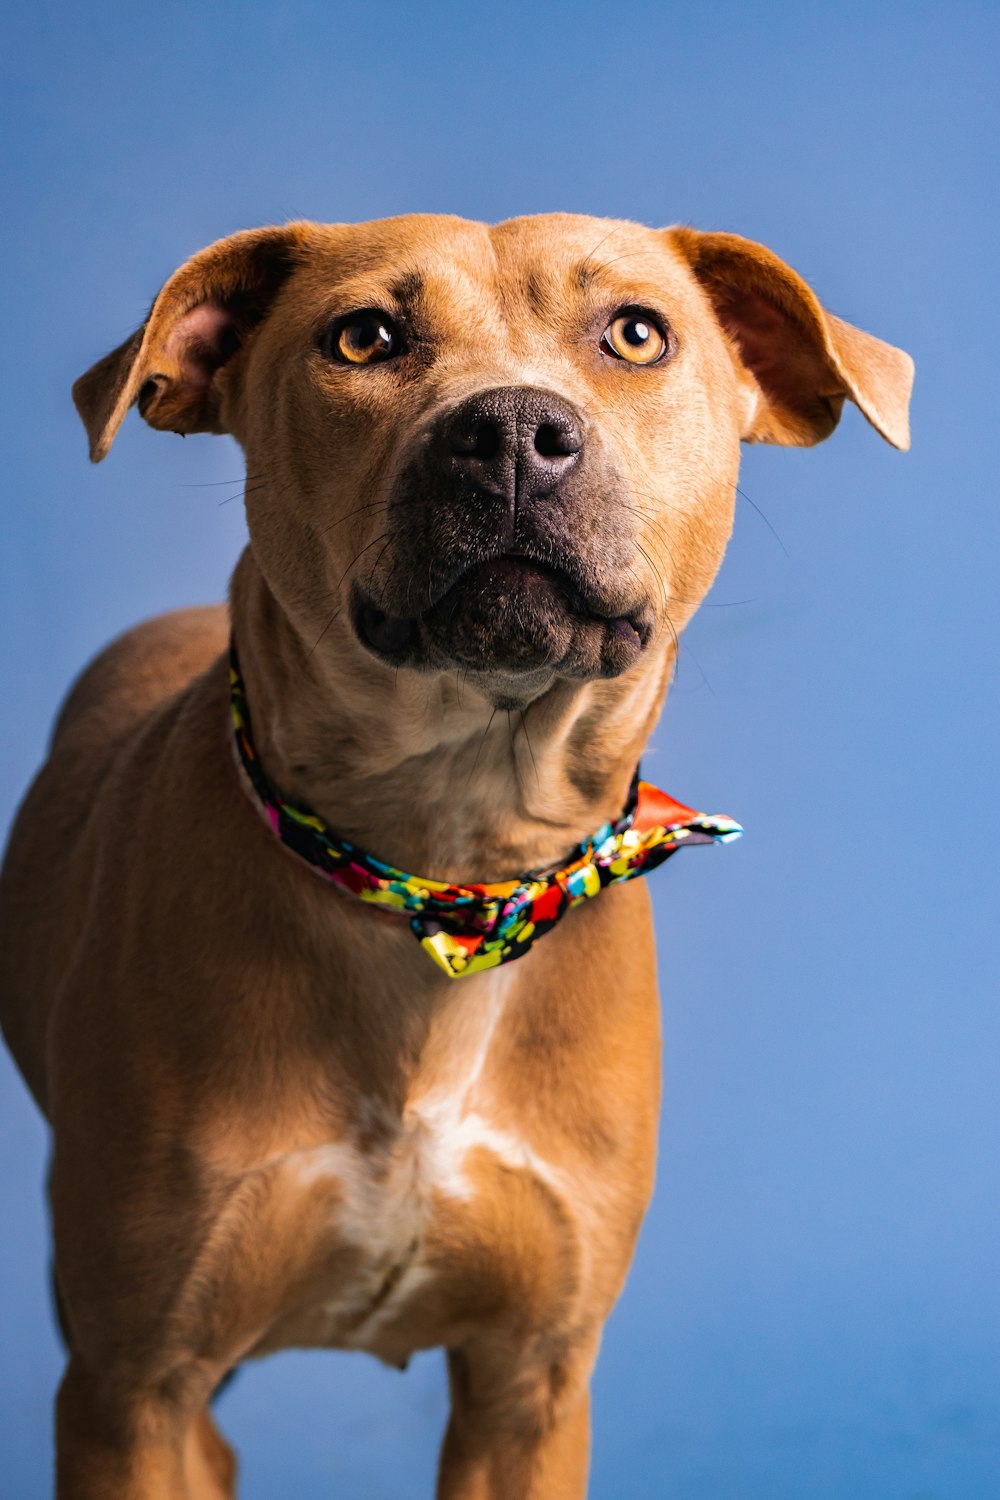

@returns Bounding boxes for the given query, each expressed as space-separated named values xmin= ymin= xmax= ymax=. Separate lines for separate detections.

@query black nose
xmin=443 ymin=386 xmax=583 ymax=506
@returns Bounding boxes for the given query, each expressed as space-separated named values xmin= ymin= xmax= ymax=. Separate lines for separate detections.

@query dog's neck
xmin=229 ymin=550 xmax=673 ymax=885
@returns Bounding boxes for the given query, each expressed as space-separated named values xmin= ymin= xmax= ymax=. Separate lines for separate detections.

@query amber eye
xmin=330 ymin=311 xmax=400 ymax=365
xmin=601 ymin=311 xmax=667 ymax=365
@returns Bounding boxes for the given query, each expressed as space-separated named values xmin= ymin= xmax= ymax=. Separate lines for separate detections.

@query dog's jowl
xmin=0 ymin=214 xmax=912 ymax=1499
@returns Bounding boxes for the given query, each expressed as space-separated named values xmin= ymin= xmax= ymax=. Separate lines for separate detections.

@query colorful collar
xmin=229 ymin=648 xmax=742 ymax=978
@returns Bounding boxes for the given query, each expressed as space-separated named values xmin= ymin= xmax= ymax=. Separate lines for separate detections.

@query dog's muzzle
xmin=351 ymin=385 xmax=653 ymax=688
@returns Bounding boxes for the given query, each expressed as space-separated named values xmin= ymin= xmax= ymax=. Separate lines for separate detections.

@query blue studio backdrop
xmin=1 ymin=3 xmax=997 ymax=1497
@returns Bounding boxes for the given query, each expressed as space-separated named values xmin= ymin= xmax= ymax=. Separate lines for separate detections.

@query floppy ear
xmin=669 ymin=227 xmax=914 ymax=450
xmin=72 ymin=224 xmax=311 ymax=462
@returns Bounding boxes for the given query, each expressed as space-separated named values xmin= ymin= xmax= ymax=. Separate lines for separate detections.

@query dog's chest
xmin=253 ymin=976 xmax=588 ymax=1363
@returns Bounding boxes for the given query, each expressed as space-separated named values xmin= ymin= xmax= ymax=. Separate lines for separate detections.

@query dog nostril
xmin=451 ymin=417 xmax=502 ymax=462
xmin=534 ymin=422 xmax=580 ymax=459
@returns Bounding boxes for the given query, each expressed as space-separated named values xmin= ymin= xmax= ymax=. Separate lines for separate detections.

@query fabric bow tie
xmin=229 ymin=649 xmax=742 ymax=978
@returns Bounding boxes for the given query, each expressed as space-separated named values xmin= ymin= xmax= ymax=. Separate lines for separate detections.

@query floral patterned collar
xmin=229 ymin=647 xmax=742 ymax=978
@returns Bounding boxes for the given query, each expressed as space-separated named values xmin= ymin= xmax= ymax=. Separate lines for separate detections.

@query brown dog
xmin=0 ymin=214 xmax=912 ymax=1498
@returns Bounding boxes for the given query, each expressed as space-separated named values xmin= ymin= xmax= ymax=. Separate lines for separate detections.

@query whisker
xmin=505 ymin=710 xmax=522 ymax=796
xmin=337 ymin=531 xmax=389 ymax=590
xmin=316 ymin=487 xmax=441 ymax=538
xmin=218 ymin=480 xmax=268 ymax=508
xmin=307 ymin=530 xmax=391 ymax=659
xmin=376 ymin=558 xmax=402 ymax=610
xmin=307 ymin=606 xmax=342 ymax=659
xmin=365 ymin=537 xmax=394 ymax=594
xmin=736 ymin=485 xmax=788 ymax=557
xmin=466 ymin=707 xmax=498 ymax=789
xmin=599 ymin=489 xmax=756 ymax=610
xmin=181 ymin=472 xmax=266 ymax=488
xmin=518 ymin=708 xmax=539 ymax=784
xmin=577 ymin=226 xmax=626 ymax=282
xmin=318 ymin=497 xmax=391 ymax=535
xmin=634 ymin=541 xmax=668 ymax=607
xmin=675 ymin=631 xmax=716 ymax=697
xmin=658 ymin=608 xmax=681 ymax=692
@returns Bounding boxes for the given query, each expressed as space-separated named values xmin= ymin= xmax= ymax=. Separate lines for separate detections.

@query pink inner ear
xmin=718 ymin=289 xmax=832 ymax=413
xmin=164 ymin=302 xmax=238 ymax=389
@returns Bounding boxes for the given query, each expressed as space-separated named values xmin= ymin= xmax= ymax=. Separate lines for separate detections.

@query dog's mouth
xmin=352 ymin=552 xmax=651 ymax=684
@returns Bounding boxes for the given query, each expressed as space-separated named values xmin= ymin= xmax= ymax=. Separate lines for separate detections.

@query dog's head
xmin=75 ymin=215 xmax=912 ymax=708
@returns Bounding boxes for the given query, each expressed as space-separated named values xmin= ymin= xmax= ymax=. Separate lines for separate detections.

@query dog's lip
xmin=464 ymin=552 xmax=583 ymax=606
xmin=352 ymin=551 xmax=653 ymax=664
xmin=430 ymin=550 xmax=648 ymax=633
xmin=357 ymin=603 xmax=418 ymax=655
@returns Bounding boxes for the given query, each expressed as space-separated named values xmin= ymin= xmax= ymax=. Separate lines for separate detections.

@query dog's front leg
xmin=55 ymin=1357 xmax=236 ymax=1500
xmin=436 ymin=1335 xmax=598 ymax=1500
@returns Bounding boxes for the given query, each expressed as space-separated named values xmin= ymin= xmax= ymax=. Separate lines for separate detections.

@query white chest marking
xmin=283 ymin=967 xmax=574 ymax=1339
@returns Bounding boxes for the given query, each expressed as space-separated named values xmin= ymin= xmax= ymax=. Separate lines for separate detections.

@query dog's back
xmin=0 ymin=606 xmax=226 ymax=1108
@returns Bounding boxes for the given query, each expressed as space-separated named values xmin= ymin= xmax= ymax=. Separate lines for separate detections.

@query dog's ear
xmin=73 ymin=224 xmax=311 ymax=462
xmin=669 ymin=227 xmax=913 ymax=450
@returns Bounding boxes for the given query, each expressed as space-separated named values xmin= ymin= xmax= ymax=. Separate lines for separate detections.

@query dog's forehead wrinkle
xmin=386 ymin=269 xmax=425 ymax=308
xmin=309 ymin=214 xmax=670 ymax=341
xmin=490 ymin=213 xmax=666 ymax=283
xmin=299 ymin=230 xmax=687 ymax=396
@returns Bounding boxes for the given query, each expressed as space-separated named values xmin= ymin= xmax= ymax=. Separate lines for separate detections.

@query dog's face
xmin=235 ymin=216 xmax=752 ymax=705
xmin=74 ymin=214 xmax=912 ymax=708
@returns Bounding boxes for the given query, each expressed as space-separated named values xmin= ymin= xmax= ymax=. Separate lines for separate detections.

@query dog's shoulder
xmin=50 ymin=605 xmax=229 ymax=751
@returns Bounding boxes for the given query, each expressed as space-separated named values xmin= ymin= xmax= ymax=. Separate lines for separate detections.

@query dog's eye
xmin=601 ymin=312 xmax=667 ymax=366
xmin=330 ymin=312 xmax=401 ymax=365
